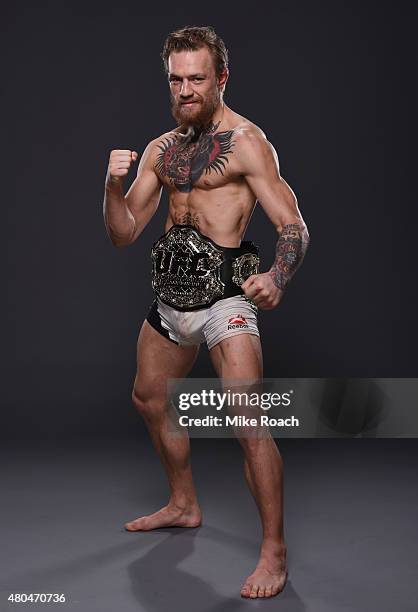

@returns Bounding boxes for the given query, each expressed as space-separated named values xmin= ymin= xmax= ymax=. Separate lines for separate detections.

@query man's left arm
xmin=239 ymin=130 xmax=310 ymax=309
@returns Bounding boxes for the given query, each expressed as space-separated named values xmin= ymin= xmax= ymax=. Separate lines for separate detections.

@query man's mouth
xmin=181 ymin=101 xmax=199 ymax=105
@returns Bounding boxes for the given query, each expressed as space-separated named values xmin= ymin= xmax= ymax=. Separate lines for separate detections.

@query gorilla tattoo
xmin=155 ymin=123 xmax=234 ymax=192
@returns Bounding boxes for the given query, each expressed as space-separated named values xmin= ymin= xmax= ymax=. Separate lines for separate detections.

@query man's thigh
xmin=210 ymin=334 xmax=266 ymax=438
xmin=133 ymin=319 xmax=199 ymax=401
xmin=209 ymin=333 xmax=263 ymax=381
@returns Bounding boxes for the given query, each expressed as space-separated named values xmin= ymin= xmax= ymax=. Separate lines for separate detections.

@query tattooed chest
xmin=155 ymin=129 xmax=234 ymax=193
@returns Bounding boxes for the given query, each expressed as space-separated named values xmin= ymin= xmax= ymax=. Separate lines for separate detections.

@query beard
xmin=171 ymin=87 xmax=220 ymax=141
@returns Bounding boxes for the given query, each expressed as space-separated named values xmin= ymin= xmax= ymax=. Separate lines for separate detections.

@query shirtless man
xmin=103 ymin=26 xmax=309 ymax=599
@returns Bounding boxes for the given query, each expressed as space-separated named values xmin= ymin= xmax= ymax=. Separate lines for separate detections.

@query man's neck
xmin=187 ymin=101 xmax=225 ymax=138
xmin=192 ymin=120 xmax=219 ymax=140
xmin=205 ymin=101 xmax=224 ymax=132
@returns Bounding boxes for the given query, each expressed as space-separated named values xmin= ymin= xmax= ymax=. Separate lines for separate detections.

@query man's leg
xmin=210 ymin=334 xmax=287 ymax=598
xmin=124 ymin=319 xmax=201 ymax=531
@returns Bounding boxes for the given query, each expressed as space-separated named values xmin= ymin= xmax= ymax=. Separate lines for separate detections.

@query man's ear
xmin=218 ymin=68 xmax=229 ymax=91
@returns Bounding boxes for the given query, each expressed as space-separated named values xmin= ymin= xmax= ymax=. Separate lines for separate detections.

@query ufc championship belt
xmin=151 ymin=224 xmax=260 ymax=311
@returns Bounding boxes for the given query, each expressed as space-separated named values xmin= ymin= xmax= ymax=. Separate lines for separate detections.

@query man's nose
xmin=180 ymin=79 xmax=193 ymax=98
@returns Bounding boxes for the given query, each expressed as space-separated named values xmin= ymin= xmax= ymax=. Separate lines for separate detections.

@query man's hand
xmin=107 ymin=149 xmax=138 ymax=184
xmin=241 ymin=272 xmax=284 ymax=310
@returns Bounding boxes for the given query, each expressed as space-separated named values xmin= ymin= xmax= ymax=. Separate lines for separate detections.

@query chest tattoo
xmin=155 ymin=124 xmax=234 ymax=192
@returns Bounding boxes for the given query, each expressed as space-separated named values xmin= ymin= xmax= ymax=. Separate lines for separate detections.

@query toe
xmin=258 ymin=586 xmax=266 ymax=598
xmin=264 ymin=587 xmax=273 ymax=598
xmin=249 ymin=584 xmax=259 ymax=599
xmin=240 ymin=583 xmax=252 ymax=598
xmin=272 ymin=578 xmax=285 ymax=597
xmin=124 ymin=519 xmax=142 ymax=531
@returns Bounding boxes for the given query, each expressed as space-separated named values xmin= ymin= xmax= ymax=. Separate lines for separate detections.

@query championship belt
xmin=151 ymin=225 xmax=260 ymax=311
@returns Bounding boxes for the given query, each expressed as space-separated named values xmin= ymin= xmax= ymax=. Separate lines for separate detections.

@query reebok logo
xmin=227 ymin=314 xmax=249 ymax=330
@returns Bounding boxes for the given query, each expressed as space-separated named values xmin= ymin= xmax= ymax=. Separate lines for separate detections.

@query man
xmin=103 ymin=25 xmax=309 ymax=599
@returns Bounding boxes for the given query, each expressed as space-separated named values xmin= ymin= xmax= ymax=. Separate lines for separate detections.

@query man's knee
xmin=131 ymin=385 xmax=166 ymax=420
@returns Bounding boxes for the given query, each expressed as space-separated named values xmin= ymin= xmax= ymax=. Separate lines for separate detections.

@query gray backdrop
xmin=2 ymin=1 xmax=417 ymax=439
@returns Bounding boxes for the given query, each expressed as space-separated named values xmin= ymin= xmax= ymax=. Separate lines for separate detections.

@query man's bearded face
xmin=168 ymin=47 xmax=222 ymax=129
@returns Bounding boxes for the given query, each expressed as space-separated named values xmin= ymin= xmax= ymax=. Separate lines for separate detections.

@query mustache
xmin=172 ymin=97 xmax=201 ymax=107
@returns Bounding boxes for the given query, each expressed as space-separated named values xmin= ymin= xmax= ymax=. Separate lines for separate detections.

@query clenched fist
xmin=241 ymin=272 xmax=284 ymax=310
xmin=107 ymin=149 xmax=138 ymax=182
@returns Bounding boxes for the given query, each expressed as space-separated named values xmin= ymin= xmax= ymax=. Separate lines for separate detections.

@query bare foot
xmin=240 ymin=548 xmax=288 ymax=599
xmin=124 ymin=503 xmax=202 ymax=531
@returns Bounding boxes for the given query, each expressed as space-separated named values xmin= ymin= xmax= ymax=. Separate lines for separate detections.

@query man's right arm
xmin=103 ymin=141 xmax=163 ymax=247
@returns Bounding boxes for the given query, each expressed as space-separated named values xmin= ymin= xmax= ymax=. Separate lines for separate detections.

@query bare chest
xmin=154 ymin=129 xmax=237 ymax=193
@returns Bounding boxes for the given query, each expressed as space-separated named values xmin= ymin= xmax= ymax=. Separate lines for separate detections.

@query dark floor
xmin=1 ymin=438 xmax=418 ymax=612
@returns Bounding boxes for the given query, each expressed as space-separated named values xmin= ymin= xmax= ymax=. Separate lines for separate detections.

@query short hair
xmin=161 ymin=25 xmax=229 ymax=78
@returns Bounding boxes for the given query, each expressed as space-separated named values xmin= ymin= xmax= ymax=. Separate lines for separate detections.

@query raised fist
xmin=107 ymin=149 xmax=138 ymax=181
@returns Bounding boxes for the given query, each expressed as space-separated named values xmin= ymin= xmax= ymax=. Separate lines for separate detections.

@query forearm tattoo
xmin=155 ymin=121 xmax=234 ymax=193
xmin=269 ymin=223 xmax=309 ymax=290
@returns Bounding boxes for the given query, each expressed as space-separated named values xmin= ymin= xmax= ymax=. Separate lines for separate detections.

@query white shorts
xmin=146 ymin=295 xmax=260 ymax=351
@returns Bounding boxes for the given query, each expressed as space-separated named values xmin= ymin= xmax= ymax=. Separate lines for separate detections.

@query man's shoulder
xmin=231 ymin=117 xmax=267 ymax=140
xmin=222 ymin=111 xmax=279 ymax=176
xmin=225 ymin=111 xmax=269 ymax=149
xmin=229 ymin=116 xmax=273 ymax=162
xmin=224 ymin=107 xmax=264 ymax=136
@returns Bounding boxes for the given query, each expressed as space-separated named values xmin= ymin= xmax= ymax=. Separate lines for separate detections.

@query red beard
xmin=171 ymin=88 xmax=220 ymax=130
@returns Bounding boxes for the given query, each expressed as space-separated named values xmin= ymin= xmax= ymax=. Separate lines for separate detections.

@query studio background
xmin=2 ymin=4 xmax=418 ymax=612
xmin=2 ymin=0 xmax=416 ymax=440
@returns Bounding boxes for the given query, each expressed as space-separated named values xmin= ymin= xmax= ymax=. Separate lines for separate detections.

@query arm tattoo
xmin=154 ymin=121 xmax=234 ymax=193
xmin=269 ymin=223 xmax=310 ymax=290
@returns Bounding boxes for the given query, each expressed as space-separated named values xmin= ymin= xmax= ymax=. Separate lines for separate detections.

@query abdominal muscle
xmin=164 ymin=182 xmax=257 ymax=248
